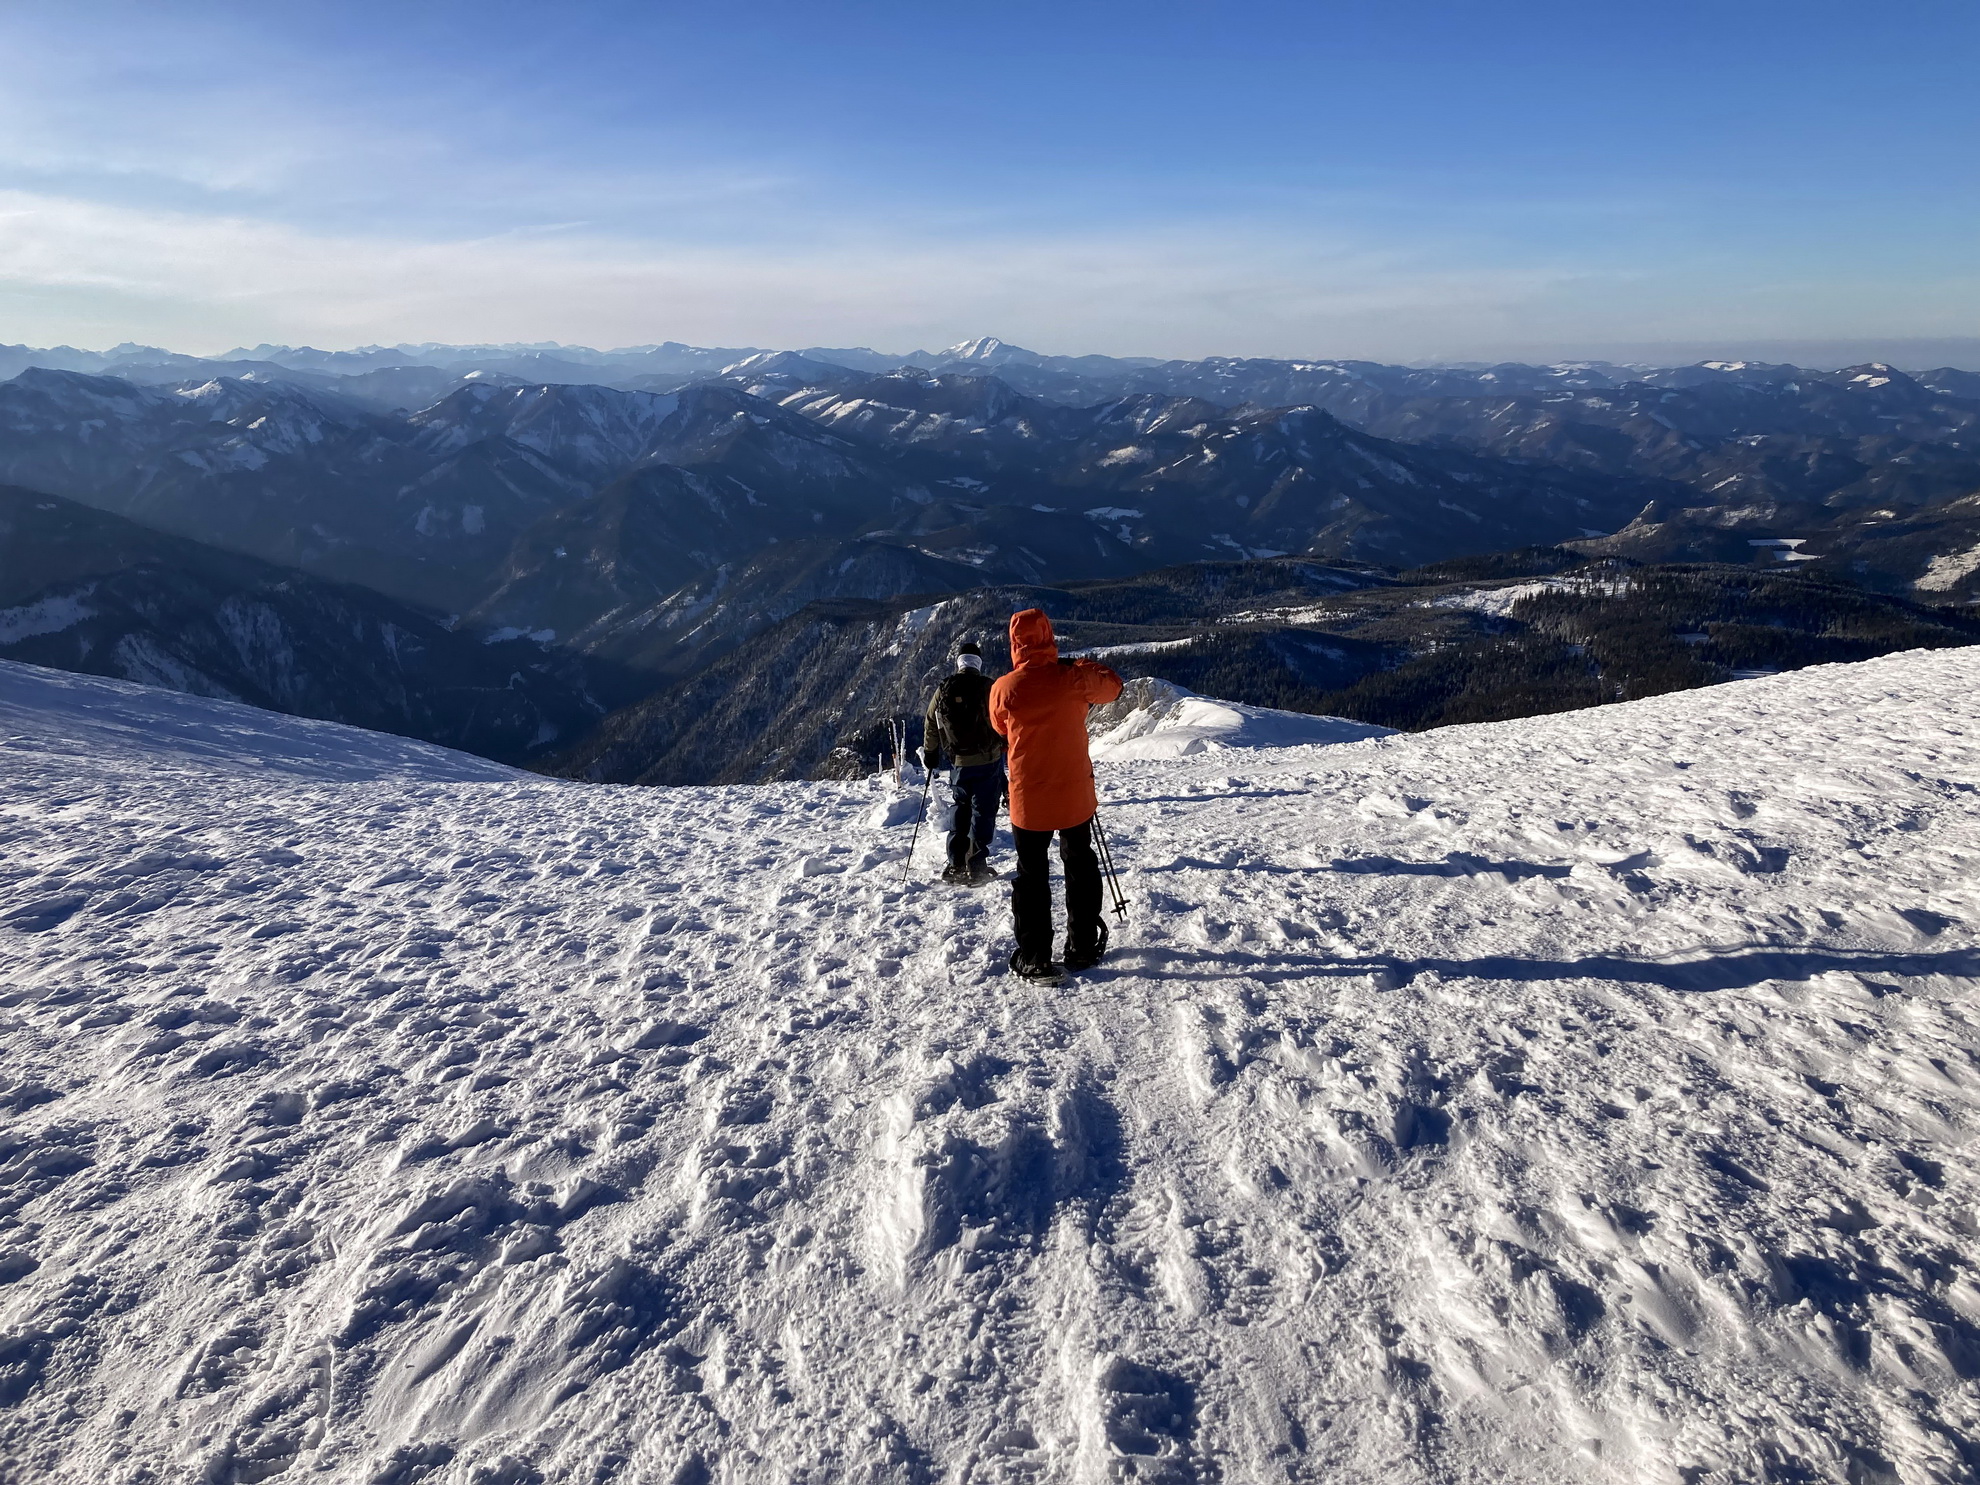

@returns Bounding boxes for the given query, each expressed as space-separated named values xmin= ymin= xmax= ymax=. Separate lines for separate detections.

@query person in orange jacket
xmin=988 ymin=608 xmax=1124 ymax=980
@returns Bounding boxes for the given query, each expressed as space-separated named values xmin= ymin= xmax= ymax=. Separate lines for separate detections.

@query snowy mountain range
xmin=3 ymin=647 xmax=1976 ymax=1482
xmin=4 ymin=336 xmax=1980 ymax=773
xmin=0 ymin=362 xmax=1680 ymax=675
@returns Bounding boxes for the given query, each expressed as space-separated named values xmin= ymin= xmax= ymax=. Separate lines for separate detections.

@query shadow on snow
xmin=1108 ymin=944 xmax=1980 ymax=995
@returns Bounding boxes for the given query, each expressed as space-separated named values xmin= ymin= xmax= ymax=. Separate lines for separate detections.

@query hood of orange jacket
xmin=1008 ymin=608 xmax=1059 ymax=667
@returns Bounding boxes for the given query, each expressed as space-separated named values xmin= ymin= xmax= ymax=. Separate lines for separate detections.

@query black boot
xmin=1008 ymin=948 xmax=1063 ymax=984
xmin=1064 ymin=919 xmax=1109 ymax=972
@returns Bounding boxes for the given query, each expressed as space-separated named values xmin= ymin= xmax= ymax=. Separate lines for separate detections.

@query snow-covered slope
xmin=0 ymin=660 xmax=521 ymax=782
xmin=1087 ymin=677 xmax=1395 ymax=761
xmin=3 ymin=652 xmax=1979 ymax=1484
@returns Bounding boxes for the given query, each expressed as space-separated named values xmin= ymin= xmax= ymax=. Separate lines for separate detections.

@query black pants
xmin=1011 ymin=818 xmax=1102 ymax=962
xmin=947 ymin=762 xmax=1005 ymax=870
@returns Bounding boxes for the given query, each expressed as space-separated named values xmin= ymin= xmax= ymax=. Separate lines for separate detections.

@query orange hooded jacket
xmin=988 ymin=609 xmax=1124 ymax=831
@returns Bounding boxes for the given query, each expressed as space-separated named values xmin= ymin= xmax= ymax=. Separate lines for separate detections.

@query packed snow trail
xmin=2 ymin=654 xmax=1978 ymax=1485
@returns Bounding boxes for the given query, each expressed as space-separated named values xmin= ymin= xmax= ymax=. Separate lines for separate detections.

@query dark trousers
xmin=1012 ymin=818 xmax=1102 ymax=962
xmin=948 ymin=762 xmax=1004 ymax=869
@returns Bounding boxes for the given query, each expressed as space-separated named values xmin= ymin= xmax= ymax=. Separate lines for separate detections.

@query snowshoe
xmin=1007 ymin=950 xmax=1064 ymax=984
xmin=940 ymin=863 xmax=969 ymax=884
xmin=966 ymin=862 xmax=1000 ymax=886
xmin=1063 ymin=920 xmax=1110 ymax=972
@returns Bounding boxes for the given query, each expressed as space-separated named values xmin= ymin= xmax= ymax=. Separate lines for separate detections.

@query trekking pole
xmin=899 ymin=760 xmax=934 ymax=885
xmin=1091 ymin=805 xmax=1130 ymax=919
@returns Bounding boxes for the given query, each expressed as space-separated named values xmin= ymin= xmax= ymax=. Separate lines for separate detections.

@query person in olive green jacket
xmin=921 ymin=642 xmax=1006 ymax=885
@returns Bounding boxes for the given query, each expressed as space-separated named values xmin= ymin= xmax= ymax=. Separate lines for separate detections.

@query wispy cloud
xmin=0 ymin=188 xmax=1614 ymax=357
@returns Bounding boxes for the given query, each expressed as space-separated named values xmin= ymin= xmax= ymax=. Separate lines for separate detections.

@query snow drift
xmin=2 ymin=652 xmax=1978 ymax=1484
xmin=1086 ymin=676 xmax=1394 ymax=761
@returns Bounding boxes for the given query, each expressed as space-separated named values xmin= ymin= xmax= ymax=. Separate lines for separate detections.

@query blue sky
xmin=1 ymin=0 xmax=1974 ymax=361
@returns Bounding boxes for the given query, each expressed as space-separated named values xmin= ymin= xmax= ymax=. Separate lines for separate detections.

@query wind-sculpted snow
xmin=3 ymin=650 xmax=1979 ymax=1483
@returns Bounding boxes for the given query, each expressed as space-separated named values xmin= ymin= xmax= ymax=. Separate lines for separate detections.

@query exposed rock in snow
xmin=1088 ymin=676 xmax=1394 ymax=760
xmin=3 ymin=650 xmax=1979 ymax=1483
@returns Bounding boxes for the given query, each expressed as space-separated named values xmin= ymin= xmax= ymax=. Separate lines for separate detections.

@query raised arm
xmin=1073 ymin=658 xmax=1124 ymax=706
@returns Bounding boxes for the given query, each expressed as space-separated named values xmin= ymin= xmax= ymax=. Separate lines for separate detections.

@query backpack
xmin=932 ymin=671 xmax=1002 ymax=758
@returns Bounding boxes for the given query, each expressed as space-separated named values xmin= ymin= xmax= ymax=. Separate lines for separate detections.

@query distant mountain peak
xmin=718 ymin=350 xmax=846 ymax=378
xmin=942 ymin=336 xmax=1009 ymax=360
xmin=1838 ymin=361 xmax=1917 ymax=390
xmin=934 ymin=337 xmax=1058 ymax=367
